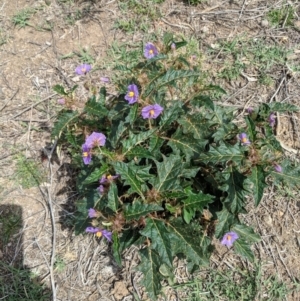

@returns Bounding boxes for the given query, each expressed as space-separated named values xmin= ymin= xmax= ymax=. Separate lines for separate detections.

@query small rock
xmin=261 ymin=20 xmax=269 ymax=27
xmin=72 ymin=76 xmax=80 ymax=82
xmin=295 ymin=20 xmax=300 ymax=29
xmin=201 ymin=26 xmax=209 ymax=33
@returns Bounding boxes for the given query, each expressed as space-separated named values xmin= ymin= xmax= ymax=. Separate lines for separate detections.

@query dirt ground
xmin=1 ymin=0 xmax=300 ymax=300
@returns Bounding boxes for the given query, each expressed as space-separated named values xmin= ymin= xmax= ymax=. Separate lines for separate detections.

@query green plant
xmin=174 ymin=263 xmax=298 ymax=300
xmin=15 ymin=154 xmax=46 ymax=188
xmin=54 ymin=257 xmax=66 ymax=273
xmin=0 ymin=262 xmax=51 ymax=301
xmin=12 ymin=8 xmax=34 ymax=28
xmin=267 ymin=6 xmax=295 ymax=27
xmin=52 ymin=33 xmax=300 ymax=300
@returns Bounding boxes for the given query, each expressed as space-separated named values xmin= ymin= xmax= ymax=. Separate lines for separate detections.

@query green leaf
xmin=53 ymin=84 xmax=68 ymax=95
xmin=182 ymin=188 xmax=214 ymax=224
xmin=137 ymin=248 xmax=162 ymax=301
xmin=52 ymin=110 xmax=80 ymax=139
xmin=122 ymin=130 xmax=156 ymax=156
xmin=112 ymin=161 xmax=152 ymax=200
xmin=98 ymin=86 xmax=106 ymax=104
xmin=245 ymin=115 xmax=257 ymax=142
xmin=107 ymin=182 xmax=119 ymax=212
xmin=168 ymin=219 xmax=209 ymax=266
xmin=196 ymin=142 xmax=244 ymax=165
xmin=268 ymin=102 xmax=299 ymax=112
xmin=112 ymin=232 xmax=122 ymax=266
xmin=215 ymin=207 xmax=238 ymax=238
xmin=232 ymin=224 xmax=261 ymax=243
xmin=140 ymin=219 xmax=173 ymax=267
xmin=124 ymin=201 xmax=163 ymax=221
xmin=178 ymin=114 xmax=208 ymax=139
xmin=270 ymin=162 xmax=300 ymax=189
xmin=249 ymin=166 xmax=268 ymax=206
xmin=125 ymin=103 xmax=138 ymax=125
xmin=125 ymin=146 xmax=155 ymax=160
xmin=190 ymin=95 xmax=214 ymax=111
xmin=109 ymin=121 xmax=127 ymax=148
xmin=167 ymin=128 xmax=207 ymax=160
xmin=84 ymin=97 xmax=108 ymax=117
xmin=221 ymin=167 xmax=251 ymax=214
xmin=234 ymin=238 xmax=254 ymax=262
xmin=158 ymin=102 xmax=183 ymax=130
xmin=81 ymin=164 xmax=109 ymax=185
xmin=150 ymin=154 xmax=184 ymax=193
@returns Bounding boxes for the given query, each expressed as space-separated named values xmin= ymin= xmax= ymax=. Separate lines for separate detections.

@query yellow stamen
xmin=149 ymin=109 xmax=155 ymax=116
xmin=241 ymin=137 xmax=248 ymax=143
xmin=83 ymin=152 xmax=89 ymax=157
xmin=81 ymin=68 xmax=86 ymax=73
xmin=107 ymin=175 xmax=113 ymax=180
xmin=96 ymin=231 xmax=102 ymax=238
xmin=227 ymin=235 xmax=232 ymax=241
xmin=128 ymin=91 xmax=134 ymax=97
xmin=149 ymin=49 xmax=153 ymax=54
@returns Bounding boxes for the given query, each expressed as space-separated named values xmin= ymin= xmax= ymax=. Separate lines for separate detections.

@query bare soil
xmin=1 ymin=0 xmax=300 ymax=300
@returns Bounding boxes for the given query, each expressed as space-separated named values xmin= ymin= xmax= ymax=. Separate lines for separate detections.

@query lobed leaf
xmin=249 ymin=166 xmax=268 ymax=206
xmin=107 ymin=182 xmax=119 ymax=212
xmin=124 ymin=201 xmax=163 ymax=221
xmin=215 ymin=207 xmax=238 ymax=238
xmin=234 ymin=238 xmax=254 ymax=262
xmin=232 ymin=224 xmax=261 ymax=243
xmin=52 ymin=110 xmax=80 ymax=139
xmin=140 ymin=218 xmax=173 ymax=267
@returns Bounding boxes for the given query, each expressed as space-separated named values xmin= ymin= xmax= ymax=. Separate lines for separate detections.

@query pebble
xmin=261 ymin=20 xmax=269 ymax=27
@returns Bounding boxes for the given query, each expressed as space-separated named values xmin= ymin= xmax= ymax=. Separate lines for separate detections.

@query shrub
xmin=52 ymin=33 xmax=299 ymax=300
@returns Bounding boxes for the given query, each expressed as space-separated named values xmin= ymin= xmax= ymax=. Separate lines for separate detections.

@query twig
xmin=269 ymin=76 xmax=286 ymax=103
xmin=274 ymin=243 xmax=293 ymax=280
xmin=238 ymin=0 xmax=247 ymax=21
xmin=161 ymin=17 xmax=195 ymax=31
xmin=0 ymin=88 xmax=19 ymax=112
xmin=12 ymin=93 xmax=57 ymax=118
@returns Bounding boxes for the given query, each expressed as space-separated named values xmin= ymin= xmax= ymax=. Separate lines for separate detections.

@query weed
xmin=173 ymin=264 xmax=298 ymax=300
xmin=0 ymin=261 xmax=51 ymax=300
xmin=15 ymin=154 xmax=46 ymax=189
xmin=0 ymin=207 xmax=22 ymax=246
xmin=54 ymin=257 xmax=66 ymax=273
xmin=268 ymin=6 xmax=295 ymax=27
xmin=114 ymin=19 xmax=137 ymax=33
xmin=12 ymin=8 xmax=34 ymax=28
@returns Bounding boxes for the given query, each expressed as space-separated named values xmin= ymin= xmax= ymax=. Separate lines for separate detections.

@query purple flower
xmin=88 ymin=208 xmax=97 ymax=218
xmin=171 ymin=43 xmax=176 ymax=51
xmin=238 ymin=133 xmax=251 ymax=146
xmin=269 ymin=113 xmax=276 ymax=127
xmin=97 ymin=184 xmax=105 ymax=194
xmin=82 ymin=143 xmax=92 ymax=165
xmin=85 ymin=132 xmax=106 ymax=148
xmin=75 ymin=64 xmax=92 ymax=75
xmin=57 ymin=98 xmax=65 ymax=105
xmin=124 ymin=84 xmax=139 ymax=104
xmin=101 ymin=229 xmax=112 ymax=242
xmin=144 ymin=42 xmax=159 ymax=59
xmin=100 ymin=174 xmax=119 ymax=184
xmin=247 ymin=107 xmax=253 ymax=114
xmin=221 ymin=231 xmax=239 ymax=248
xmin=274 ymin=164 xmax=282 ymax=173
xmin=100 ymin=77 xmax=110 ymax=83
xmin=141 ymin=104 xmax=164 ymax=119
xmin=85 ymin=227 xmax=112 ymax=242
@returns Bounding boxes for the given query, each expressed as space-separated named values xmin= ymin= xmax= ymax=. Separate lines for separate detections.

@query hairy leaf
xmin=178 ymin=114 xmax=209 ymax=139
xmin=81 ymin=164 xmax=109 ymax=185
xmin=122 ymin=130 xmax=156 ymax=156
xmin=268 ymin=102 xmax=299 ymax=112
xmin=112 ymin=232 xmax=122 ymax=266
xmin=221 ymin=167 xmax=251 ymax=214
xmin=168 ymin=219 xmax=209 ymax=266
xmin=150 ymin=154 xmax=183 ymax=192
xmin=124 ymin=201 xmax=163 ymax=221
xmin=215 ymin=207 xmax=238 ymax=238
xmin=53 ymin=84 xmax=68 ymax=95
xmin=234 ymin=238 xmax=254 ymax=262
xmin=196 ymin=142 xmax=244 ymax=165
xmin=84 ymin=97 xmax=108 ymax=117
xmin=232 ymin=224 xmax=261 ymax=243
xmin=98 ymin=86 xmax=106 ymax=104
xmin=140 ymin=218 xmax=173 ymax=267
xmin=107 ymin=182 xmax=119 ymax=212
xmin=137 ymin=248 xmax=162 ymax=300
xmin=159 ymin=102 xmax=183 ymax=130
xmin=249 ymin=166 xmax=268 ymax=206
xmin=182 ymin=188 xmax=214 ymax=224
xmin=52 ymin=110 xmax=80 ymax=139
xmin=112 ymin=161 xmax=152 ymax=199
